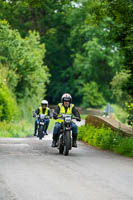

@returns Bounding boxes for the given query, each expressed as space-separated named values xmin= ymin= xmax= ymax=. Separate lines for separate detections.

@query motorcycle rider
xmin=52 ymin=93 xmax=81 ymax=148
xmin=33 ymin=100 xmax=51 ymax=136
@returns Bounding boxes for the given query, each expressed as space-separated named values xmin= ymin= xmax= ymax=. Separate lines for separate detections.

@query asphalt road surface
xmin=0 ymin=131 xmax=133 ymax=200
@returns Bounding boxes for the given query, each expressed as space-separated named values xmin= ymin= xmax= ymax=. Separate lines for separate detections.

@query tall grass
xmin=0 ymin=119 xmax=55 ymax=138
xmin=0 ymin=120 xmax=33 ymax=137
xmin=0 ymin=101 xmax=37 ymax=137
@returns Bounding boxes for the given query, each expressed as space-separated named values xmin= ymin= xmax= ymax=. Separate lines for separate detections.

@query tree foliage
xmin=81 ymin=82 xmax=106 ymax=108
xmin=85 ymin=0 xmax=133 ymax=97
xmin=0 ymin=64 xmax=18 ymax=121
xmin=0 ymin=0 xmax=131 ymax=110
xmin=111 ymin=70 xmax=131 ymax=105
xmin=0 ymin=20 xmax=49 ymax=102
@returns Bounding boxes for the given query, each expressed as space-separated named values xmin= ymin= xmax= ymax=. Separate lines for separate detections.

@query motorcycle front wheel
xmin=63 ymin=131 xmax=71 ymax=156
xmin=38 ymin=126 xmax=44 ymax=140
xmin=58 ymin=135 xmax=64 ymax=154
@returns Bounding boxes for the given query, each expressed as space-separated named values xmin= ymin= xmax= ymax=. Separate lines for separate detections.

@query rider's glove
xmin=77 ymin=118 xmax=81 ymax=122
xmin=33 ymin=112 xmax=36 ymax=118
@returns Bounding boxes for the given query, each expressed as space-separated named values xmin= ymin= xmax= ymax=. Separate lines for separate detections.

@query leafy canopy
xmin=0 ymin=20 xmax=50 ymax=102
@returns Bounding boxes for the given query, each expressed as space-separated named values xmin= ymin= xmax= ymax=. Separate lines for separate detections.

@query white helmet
xmin=41 ymin=100 xmax=48 ymax=106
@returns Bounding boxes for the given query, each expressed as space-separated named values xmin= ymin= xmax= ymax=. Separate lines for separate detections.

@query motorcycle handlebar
xmin=34 ymin=114 xmax=50 ymax=119
xmin=53 ymin=112 xmax=80 ymax=121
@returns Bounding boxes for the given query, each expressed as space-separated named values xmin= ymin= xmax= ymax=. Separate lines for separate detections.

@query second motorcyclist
xmin=33 ymin=100 xmax=52 ymax=136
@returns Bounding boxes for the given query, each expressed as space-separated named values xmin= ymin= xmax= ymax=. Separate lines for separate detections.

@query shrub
xmin=0 ymin=66 xmax=19 ymax=121
xmin=78 ymin=125 xmax=133 ymax=157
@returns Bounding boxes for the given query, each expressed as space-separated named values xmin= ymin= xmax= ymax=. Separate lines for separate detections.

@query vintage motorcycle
xmin=35 ymin=114 xmax=49 ymax=140
xmin=56 ymin=114 xmax=79 ymax=156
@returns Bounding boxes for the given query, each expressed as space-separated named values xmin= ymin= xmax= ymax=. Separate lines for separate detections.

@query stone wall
xmin=85 ymin=115 xmax=133 ymax=136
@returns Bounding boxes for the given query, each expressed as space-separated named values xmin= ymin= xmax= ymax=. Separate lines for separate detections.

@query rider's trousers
xmin=34 ymin=119 xmax=50 ymax=133
xmin=53 ymin=122 xmax=78 ymax=135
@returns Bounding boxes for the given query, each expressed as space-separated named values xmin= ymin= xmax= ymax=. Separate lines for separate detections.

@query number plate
xmin=40 ymin=122 xmax=44 ymax=125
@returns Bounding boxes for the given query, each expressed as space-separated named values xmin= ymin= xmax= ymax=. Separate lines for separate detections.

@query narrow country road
xmin=0 ymin=130 xmax=133 ymax=200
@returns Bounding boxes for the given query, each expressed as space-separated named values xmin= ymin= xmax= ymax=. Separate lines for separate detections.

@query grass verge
xmin=0 ymin=120 xmax=33 ymax=137
xmin=0 ymin=118 xmax=56 ymax=138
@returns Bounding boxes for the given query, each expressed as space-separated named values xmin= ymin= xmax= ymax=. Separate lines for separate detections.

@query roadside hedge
xmin=0 ymin=66 xmax=19 ymax=121
xmin=78 ymin=125 xmax=133 ymax=157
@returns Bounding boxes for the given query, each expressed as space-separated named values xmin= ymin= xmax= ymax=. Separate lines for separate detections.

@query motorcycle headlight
xmin=40 ymin=114 xmax=45 ymax=119
xmin=65 ymin=116 xmax=71 ymax=123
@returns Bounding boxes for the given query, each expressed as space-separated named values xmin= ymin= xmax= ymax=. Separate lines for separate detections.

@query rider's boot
xmin=33 ymin=128 xmax=37 ymax=136
xmin=34 ymin=121 xmax=38 ymax=136
xmin=45 ymin=121 xmax=49 ymax=135
xmin=51 ymin=134 xmax=57 ymax=147
xmin=34 ymin=132 xmax=37 ymax=136
xmin=43 ymin=130 xmax=48 ymax=135
xmin=45 ymin=130 xmax=48 ymax=135
xmin=72 ymin=134 xmax=77 ymax=148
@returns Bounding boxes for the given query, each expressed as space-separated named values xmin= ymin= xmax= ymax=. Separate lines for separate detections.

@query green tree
xmin=0 ymin=20 xmax=49 ymax=102
xmin=72 ymin=36 xmax=121 ymax=102
xmin=111 ymin=70 xmax=131 ymax=105
xmin=66 ymin=5 xmax=122 ymax=105
xmin=0 ymin=1 xmax=80 ymax=104
xmin=0 ymin=1 xmax=124 ymax=106
xmin=85 ymin=0 xmax=133 ymax=98
xmin=81 ymin=82 xmax=106 ymax=108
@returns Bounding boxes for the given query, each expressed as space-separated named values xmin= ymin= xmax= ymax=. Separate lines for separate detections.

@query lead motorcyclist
xmin=52 ymin=93 xmax=81 ymax=148
xmin=33 ymin=100 xmax=51 ymax=136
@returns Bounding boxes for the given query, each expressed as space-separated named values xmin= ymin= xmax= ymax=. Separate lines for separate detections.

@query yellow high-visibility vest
xmin=56 ymin=103 xmax=74 ymax=123
xmin=39 ymin=107 xmax=49 ymax=115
